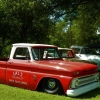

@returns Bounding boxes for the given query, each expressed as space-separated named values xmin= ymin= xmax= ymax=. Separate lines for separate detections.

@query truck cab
xmin=10 ymin=43 xmax=61 ymax=61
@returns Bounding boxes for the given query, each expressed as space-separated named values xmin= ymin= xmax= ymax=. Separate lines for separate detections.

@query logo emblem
xmin=12 ymin=71 xmax=23 ymax=80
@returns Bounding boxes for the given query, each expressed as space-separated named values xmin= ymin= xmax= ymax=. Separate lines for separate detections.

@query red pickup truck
xmin=0 ymin=43 xmax=99 ymax=97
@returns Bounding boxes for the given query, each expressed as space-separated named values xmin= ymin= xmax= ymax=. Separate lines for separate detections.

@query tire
xmin=42 ymin=78 xmax=63 ymax=94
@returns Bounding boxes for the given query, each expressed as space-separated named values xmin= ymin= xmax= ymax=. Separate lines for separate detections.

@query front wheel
xmin=42 ymin=78 xmax=63 ymax=94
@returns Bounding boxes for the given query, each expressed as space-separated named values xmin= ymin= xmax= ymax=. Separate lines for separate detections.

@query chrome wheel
xmin=42 ymin=78 xmax=63 ymax=94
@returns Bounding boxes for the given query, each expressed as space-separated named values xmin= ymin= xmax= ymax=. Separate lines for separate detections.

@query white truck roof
xmin=13 ymin=43 xmax=57 ymax=47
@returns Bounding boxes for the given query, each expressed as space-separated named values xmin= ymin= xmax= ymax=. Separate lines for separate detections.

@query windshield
xmin=59 ymin=50 xmax=75 ymax=58
xmin=81 ymin=48 xmax=98 ymax=55
xmin=31 ymin=47 xmax=61 ymax=60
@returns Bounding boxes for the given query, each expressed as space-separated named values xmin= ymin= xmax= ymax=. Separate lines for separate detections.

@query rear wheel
xmin=42 ymin=78 xmax=63 ymax=94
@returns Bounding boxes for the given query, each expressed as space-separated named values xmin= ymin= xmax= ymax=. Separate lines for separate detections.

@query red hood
xmin=38 ymin=60 xmax=98 ymax=77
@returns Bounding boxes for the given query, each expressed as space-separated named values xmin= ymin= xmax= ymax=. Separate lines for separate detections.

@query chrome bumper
xmin=66 ymin=82 xmax=100 ymax=97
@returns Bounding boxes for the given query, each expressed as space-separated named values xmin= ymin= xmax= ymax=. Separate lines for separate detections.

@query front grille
xmin=71 ymin=73 xmax=99 ymax=89
xmin=78 ymin=74 xmax=97 ymax=86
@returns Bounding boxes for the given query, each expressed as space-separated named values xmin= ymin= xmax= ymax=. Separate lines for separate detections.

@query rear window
xmin=13 ymin=47 xmax=30 ymax=60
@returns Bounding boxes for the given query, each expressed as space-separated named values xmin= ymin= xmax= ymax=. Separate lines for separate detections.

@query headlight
xmin=71 ymin=78 xmax=79 ymax=88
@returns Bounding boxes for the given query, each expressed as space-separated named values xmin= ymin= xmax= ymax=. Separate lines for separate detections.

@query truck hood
xmin=38 ymin=60 xmax=98 ymax=76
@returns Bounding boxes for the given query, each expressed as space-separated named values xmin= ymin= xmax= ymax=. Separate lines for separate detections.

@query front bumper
xmin=66 ymin=82 xmax=100 ymax=97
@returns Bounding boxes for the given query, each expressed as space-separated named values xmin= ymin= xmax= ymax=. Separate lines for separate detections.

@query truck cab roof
xmin=13 ymin=43 xmax=57 ymax=48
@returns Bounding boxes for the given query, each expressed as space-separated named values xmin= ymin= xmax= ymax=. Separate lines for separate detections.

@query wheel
xmin=42 ymin=78 xmax=63 ymax=94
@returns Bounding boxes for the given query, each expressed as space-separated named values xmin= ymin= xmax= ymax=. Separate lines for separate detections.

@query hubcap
xmin=48 ymin=79 xmax=56 ymax=89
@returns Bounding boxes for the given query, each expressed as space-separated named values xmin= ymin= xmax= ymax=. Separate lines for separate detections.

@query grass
xmin=0 ymin=84 xmax=100 ymax=100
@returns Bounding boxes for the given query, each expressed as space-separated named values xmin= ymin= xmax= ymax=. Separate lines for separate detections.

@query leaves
xmin=0 ymin=0 xmax=100 ymax=56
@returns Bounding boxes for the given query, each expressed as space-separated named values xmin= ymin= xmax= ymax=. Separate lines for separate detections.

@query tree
xmin=0 ymin=0 xmax=100 ymax=56
xmin=69 ymin=1 xmax=100 ymax=46
xmin=5 ymin=0 xmax=51 ymax=43
xmin=48 ymin=19 xmax=74 ymax=48
xmin=0 ymin=0 xmax=53 ymax=56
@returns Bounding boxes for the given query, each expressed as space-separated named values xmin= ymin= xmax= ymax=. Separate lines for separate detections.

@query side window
xmin=61 ymin=51 xmax=68 ymax=57
xmin=74 ymin=48 xmax=80 ymax=54
xmin=81 ymin=49 xmax=85 ymax=54
xmin=43 ymin=48 xmax=59 ymax=59
xmin=13 ymin=48 xmax=30 ymax=60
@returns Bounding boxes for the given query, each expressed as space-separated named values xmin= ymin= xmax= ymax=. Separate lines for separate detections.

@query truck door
xmin=6 ymin=47 xmax=32 ymax=89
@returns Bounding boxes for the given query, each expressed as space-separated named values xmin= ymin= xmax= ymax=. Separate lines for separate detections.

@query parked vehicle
xmin=58 ymin=47 xmax=75 ymax=58
xmin=0 ymin=43 xmax=99 ymax=97
xmin=58 ymin=47 xmax=97 ymax=65
xmin=71 ymin=45 xmax=100 ymax=71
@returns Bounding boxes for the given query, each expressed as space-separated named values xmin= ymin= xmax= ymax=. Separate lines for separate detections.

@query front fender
xmin=29 ymin=72 xmax=72 ymax=94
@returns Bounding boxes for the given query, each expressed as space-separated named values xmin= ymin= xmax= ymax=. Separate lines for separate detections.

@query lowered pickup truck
xmin=0 ymin=43 xmax=99 ymax=97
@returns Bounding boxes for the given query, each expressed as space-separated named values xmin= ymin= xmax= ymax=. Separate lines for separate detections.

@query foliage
xmin=47 ymin=0 xmax=100 ymax=47
xmin=0 ymin=0 xmax=100 ymax=56
xmin=0 ymin=0 xmax=53 ymax=56
xmin=71 ymin=1 xmax=100 ymax=46
xmin=4 ymin=0 xmax=52 ymax=43
xmin=49 ymin=20 xmax=70 ymax=47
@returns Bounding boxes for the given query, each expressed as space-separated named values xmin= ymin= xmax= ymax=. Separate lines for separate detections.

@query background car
xmin=58 ymin=47 xmax=97 ymax=65
xmin=71 ymin=45 xmax=100 ymax=71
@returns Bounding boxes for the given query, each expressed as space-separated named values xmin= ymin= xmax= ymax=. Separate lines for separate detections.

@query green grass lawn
xmin=0 ymin=84 xmax=100 ymax=100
